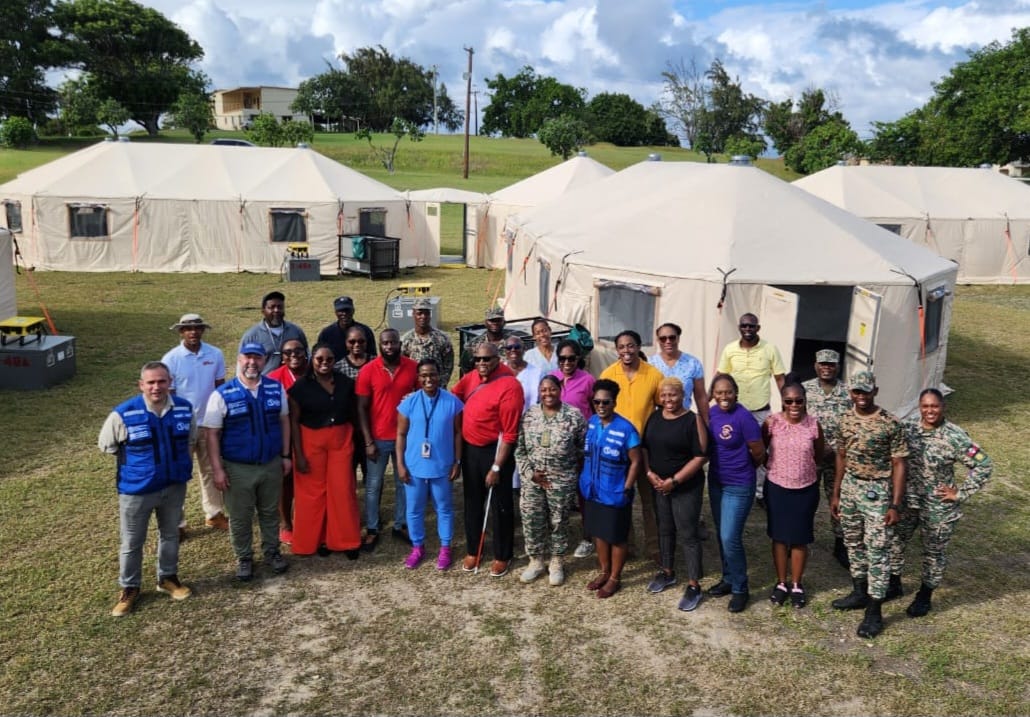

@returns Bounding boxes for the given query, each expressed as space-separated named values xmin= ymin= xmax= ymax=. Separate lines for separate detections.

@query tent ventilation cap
xmin=647 ymin=153 xmax=662 ymax=161
xmin=729 ymin=155 xmax=751 ymax=166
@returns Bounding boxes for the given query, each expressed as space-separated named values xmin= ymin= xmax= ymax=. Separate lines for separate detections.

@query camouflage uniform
xmin=838 ymin=408 xmax=909 ymax=599
xmin=803 ymin=377 xmax=852 ymax=537
xmin=514 ymin=402 xmax=587 ymax=557
xmin=460 ymin=331 xmax=512 ymax=374
xmin=401 ymin=327 xmax=455 ymax=385
xmin=891 ymin=418 xmax=992 ymax=588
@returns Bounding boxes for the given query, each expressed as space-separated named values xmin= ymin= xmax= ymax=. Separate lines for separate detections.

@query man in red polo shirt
xmin=451 ymin=342 xmax=525 ymax=577
xmin=356 ymin=328 xmax=419 ymax=551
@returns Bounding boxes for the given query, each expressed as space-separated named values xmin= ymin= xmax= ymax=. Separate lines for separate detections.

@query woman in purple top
xmin=707 ymin=373 xmax=766 ymax=613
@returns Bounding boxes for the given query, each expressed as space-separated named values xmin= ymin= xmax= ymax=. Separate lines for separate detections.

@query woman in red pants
xmin=287 ymin=342 xmax=361 ymax=558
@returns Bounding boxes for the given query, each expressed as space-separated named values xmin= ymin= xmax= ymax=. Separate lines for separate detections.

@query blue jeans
xmin=365 ymin=439 xmax=405 ymax=532
xmin=708 ymin=475 xmax=755 ymax=594
xmin=404 ymin=475 xmax=453 ymax=547
xmin=118 ymin=482 xmax=188 ymax=588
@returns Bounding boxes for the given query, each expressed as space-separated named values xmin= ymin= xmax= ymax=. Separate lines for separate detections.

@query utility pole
xmin=462 ymin=45 xmax=473 ymax=180
xmin=431 ymin=64 xmax=439 ymax=135
xmin=472 ymin=86 xmax=479 ymax=136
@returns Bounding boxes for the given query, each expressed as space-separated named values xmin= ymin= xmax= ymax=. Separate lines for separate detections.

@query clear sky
xmin=133 ymin=0 xmax=1030 ymax=140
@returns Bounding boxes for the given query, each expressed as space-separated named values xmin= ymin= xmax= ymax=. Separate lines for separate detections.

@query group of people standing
xmin=100 ymin=294 xmax=992 ymax=642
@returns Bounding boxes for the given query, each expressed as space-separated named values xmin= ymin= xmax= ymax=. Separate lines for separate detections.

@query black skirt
xmin=765 ymin=480 xmax=819 ymax=545
xmin=584 ymin=499 xmax=632 ymax=544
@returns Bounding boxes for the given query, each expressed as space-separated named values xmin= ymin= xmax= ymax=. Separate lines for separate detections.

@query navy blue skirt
xmin=765 ymin=480 xmax=818 ymax=545
xmin=584 ymin=499 xmax=632 ymax=544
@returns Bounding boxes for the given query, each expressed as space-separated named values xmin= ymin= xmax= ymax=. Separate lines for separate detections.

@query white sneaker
xmin=520 ymin=557 xmax=547 ymax=583
xmin=573 ymin=540 xmax=595 ymax=558
xmin=548 ymin=556 xmax=565 ymax=586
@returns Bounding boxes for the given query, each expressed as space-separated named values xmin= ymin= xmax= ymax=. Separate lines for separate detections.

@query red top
xmin=355 ymin=356 xmax=418 ymax=440
xmin=267 ymin=365 xmax=301 ymax=390
xmin=451 ymin=363 xmax=524 ymax=446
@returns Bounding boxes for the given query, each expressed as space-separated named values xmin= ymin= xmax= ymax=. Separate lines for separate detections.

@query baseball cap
xmin=170 ymin=313 xmax=210 ymax=330
xmin=849 ymin=370 xmax=876 ymax=392
xmin=484 ymin=306 xmax=505 ymax=320
xmin=815 ymin=349 xmax=840 ymax=364
xmin=334 ymin=296 xmax=355 ymax=311
xmin=240 ymin=342 xmax=267 ymax=357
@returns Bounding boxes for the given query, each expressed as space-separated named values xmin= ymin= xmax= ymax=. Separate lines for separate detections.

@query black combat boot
xmin=832 ymin=578 xmax=869 ymax=610
xmin=884 ymin=574 xmax=904 ymax=601
xmin=856 ymin=598 xmax=885 ymax=638
xmin=906 ymin=584 xmax=934 ymax=617
xmin=832 ymin=537 xmax=850 ymax=569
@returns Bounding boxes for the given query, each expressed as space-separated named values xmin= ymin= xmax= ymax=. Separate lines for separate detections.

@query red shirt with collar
xmin=355 ymin=355 xmax=418 ymax=440
xmin=452 ymin=363 xmax=524 ymax=446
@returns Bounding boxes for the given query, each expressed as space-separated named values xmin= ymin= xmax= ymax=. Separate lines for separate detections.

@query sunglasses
xmin=281 ymin=349 xmax=306 ymax=357
xmin=657 ymin=335 xmax=678 ymax=342
xmin=312 ymin=356 xmax=335 ymax=363
xmin=739 ymin=323 xmax=758 ymax=329
xmin=473 ymin=356 xmax=496 ymax=363
xmin=557 ymin=355 xmax=578 ymax=362
xmin=346 ymin=338 xmax=365 ymax=344
xmin=782 ymin=398 xmax=805 ymax=405
xmin=503 ymin=344 xmax=523 ymax=351
xmin=592 ymin=398 xmax=613 ymax=406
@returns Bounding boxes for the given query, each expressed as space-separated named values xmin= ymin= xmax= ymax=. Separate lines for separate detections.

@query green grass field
xmin=0 ymin=137 xmax=1026 ymax=716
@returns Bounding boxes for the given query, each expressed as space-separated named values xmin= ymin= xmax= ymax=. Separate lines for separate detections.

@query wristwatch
xmin=281 ymin=454 xmax=291 ymax=459
xmin=490 ymin=464 xmax=501 ymax=473
xmin=888 ymin=503 xmax=901 ymax=511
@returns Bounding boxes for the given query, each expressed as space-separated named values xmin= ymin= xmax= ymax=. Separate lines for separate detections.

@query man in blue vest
xmin=203 ymin=342 xmax=292 ymax=581
xmin=99 ymin=361 xmax=196 ymax=617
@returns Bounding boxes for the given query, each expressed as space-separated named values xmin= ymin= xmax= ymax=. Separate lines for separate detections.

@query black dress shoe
xmin=707 ymin=580 xmax=732 ymax=597
xmin=728 ymin=592 xmax=750 ymax=613
xmin=317 ymin=544 xmax=331 ymax=557
xmin=344 ymin=549 xmax=360 ymax=560
xmin=361 ymin=531 xmax=379 ymax=552
xmin=392 ymin=526 xmax=411 ymax=545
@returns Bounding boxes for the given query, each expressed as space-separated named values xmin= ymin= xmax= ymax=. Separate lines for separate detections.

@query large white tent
xmin=794 ymin=165 xmax=1030 ymax=284
xmin=0 ymin=141 xmax=434 ymax=274
xmin=504 ymin=161 xmax=959 ymax=416
xmin=469 ymin=155 xmax=613 ymax=268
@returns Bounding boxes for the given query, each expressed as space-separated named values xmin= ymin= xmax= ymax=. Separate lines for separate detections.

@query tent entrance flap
xmin=771 ymin=284 xmax=853 ymax=381
xmin=845 ymin=286 xmax=882 ymax=377
xmin=759 ymin=285 xmax=797 ymax=412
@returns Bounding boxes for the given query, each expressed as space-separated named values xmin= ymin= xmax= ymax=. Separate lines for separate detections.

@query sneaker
xmin=236 ymin=558 xmax=254 ymax=582
xmin=728 ymin=591 xmax=750 ymax=613
xmin=436 ymin=546 xmax=453 ymax=571
xmin=461 ymin=554 xmax=478 ymax=572
xmin=266 ymin=550 xmax=289 ymax=574
xmin=489 ymin=559 xmax=511 ymax=578
xmin=279 ymin=528 xmax=294 ymax=546
xmin=205 ymin=512 xmax=229 ymax=531
xmin=548 ymin=556 xmax=565 ymax=586
xmin=678 ymin=584 xmax=702 ymax=612
xmin=769 ymin=582 xmax=789 ymax=606
xmin=707 ymin=580 xmax=732 ymax=597
xmin=404 ymin=546 xmax=425 ymax=570
xmin=111 ymin=587 xmax=140 ymax=617
xmin=573 ymin=540 xmax=595 ymax=558
xmin=646 ymin=570 xmax=678 ymax=594
xmin=520 ymin=557 xmax=547 ymax=583
xmin=156 ymin=575 xmax=192 ymax=601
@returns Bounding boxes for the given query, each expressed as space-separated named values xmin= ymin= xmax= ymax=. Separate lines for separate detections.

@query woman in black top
xmin=641 ymin=377 xmax=708 ymax=611
xmin=288 ymin=342 xmax=361 ymax=558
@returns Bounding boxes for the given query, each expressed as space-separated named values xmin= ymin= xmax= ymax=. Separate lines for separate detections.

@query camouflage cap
xmin=484 ymin=306 xmax=505 ymax=320
xmin=815 ymin=349 xmax=840 ymax=364
xmin=413 ymin=297 xmax=432 ymax=311
xmin=849 ymin=370 xmax=876 ymax=392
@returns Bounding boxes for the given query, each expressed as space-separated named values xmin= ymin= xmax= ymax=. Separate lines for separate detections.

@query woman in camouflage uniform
xmin=515 ymin=375 xmax=587 ymax=586
xmin=891 ymin=388 xmax=992 ymax=617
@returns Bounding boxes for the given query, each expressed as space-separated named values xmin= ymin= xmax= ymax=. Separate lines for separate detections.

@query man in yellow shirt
xmin=716 ymin=313 xmax=786 ymax=504
xmin=600 ymin=330 xmax=663 ymax=564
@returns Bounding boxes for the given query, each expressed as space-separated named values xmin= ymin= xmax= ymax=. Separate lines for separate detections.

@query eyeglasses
xmin=592 ymin=398 xmax=613 ymax=406
xmin=782 ymin=398 xmax=805 ymax=405
xmin=281 ymin=349 xmax=305 ymax=357
xmin=473 ymin=356 xmax=496 ymax=363
xmin=657 ymin=335 xmax=678 ymax=342
xmin=739 ymin=323 xmax=758 ymax=329
xmin=557 ymin=355 xmax=578 ymax=362
xmin=503 ymin=344 xmax=523 ymax=351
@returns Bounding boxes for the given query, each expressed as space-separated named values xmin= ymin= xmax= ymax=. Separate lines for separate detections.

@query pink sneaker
xmin=436 ymin=546 xmax=453 ymax=571
xmin=279 ymin=528 xmax=293 ymax=546
xmin=404 ymin=546 xmax=425 ymax=570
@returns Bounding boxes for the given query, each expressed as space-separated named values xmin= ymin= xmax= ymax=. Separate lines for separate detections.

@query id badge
xmin=540 ymin=430 xmax=551 ymax=448
xmin=421 ymin=441 xmax=432 ymax=458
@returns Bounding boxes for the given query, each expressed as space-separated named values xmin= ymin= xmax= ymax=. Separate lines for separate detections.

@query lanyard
xmin=420 ymin=391 xmax=440 ymax=439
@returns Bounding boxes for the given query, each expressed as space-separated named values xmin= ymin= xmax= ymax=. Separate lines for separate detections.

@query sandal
xmin=790 ymin=583 xmax=807 ymax=609
xmin=770 ymin=582 xmax=789 ymax=606
xmin=586 ymin=572 xmax=610 ymax=591
xmin=597 ymin=578 xmax=622 ymax=599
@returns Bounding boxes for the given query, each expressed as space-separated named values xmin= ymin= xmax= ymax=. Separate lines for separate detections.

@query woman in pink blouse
xmin=761 ymin=382 xmax=824 ymax=608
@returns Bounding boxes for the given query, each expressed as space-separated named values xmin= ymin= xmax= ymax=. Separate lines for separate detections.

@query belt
xmin=845 ymin=472 xmax=890 ymax=482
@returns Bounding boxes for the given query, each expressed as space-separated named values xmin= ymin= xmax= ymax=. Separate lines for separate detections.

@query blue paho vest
xmin=114 ymin=395 xmax=193 ymax=495
xmin=216 ymin=376 xmax=284 ymax=464
xmin=579 ymin=414 xmax=638 ymax=508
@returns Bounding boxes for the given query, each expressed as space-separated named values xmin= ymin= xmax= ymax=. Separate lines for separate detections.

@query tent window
xmin=924 ymin=285 xmax=947 ymax=354
xmin=877 ymin=223 xmax=902 ymax=235
xmin=4 ymin=201 xmax=22 ymax=232
xmin=270 ymin=209 xmax=306 ymax=243
xmin=68 ymin=204 xmax=109 ymax=240
xmin=538 ymin=259 xmax=551 ymax=316
xmin=595 ymin=280 xmax=660 ymax=344
xmin=359 ymin=208 xmax=386 ymax=237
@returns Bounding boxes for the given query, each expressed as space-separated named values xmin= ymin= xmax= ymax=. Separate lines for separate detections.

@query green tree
xmin=58 ymin=75 xmax=101 ymax=132
xmin=481 ymin=66 xmax=585 ymax=138
xmin=537 ymin=114 xmax=589 ymax=159
xmin=587 ymin=92 xmax=650 ymax=146
xmin=0 ymin=116 xmax=38 ymax=148
xmin=169 ymin=88 xmax=214 ymax=143
xmin=53 ymin=0 xmax=204 ymax=136
xmin=784 ymin=119 xmax=862 ymax=174
xmin=96 ymin=97 xmax=129 ymax=136
xmin=0 ymin=0 xmax=61 ymax=122
xmin=701 ymin=60 xmax=765 ymax=160
xmin=246 ymin=113 xmax=284 ymax=147
xmin=435 ymin=83 xmax=464 ymax=132
xmin=291 ymin=66 xmax=360 ymax=131
xmin=724 ymin=134 xmax=766 ymax=161
xmin=356 ymin=117 xmax=424 ymax=173
xmin=281 ymin=119 xmax=314 ymax=146
xmin=866 ymin=111 xmax=927 ymax=165
xmin=341 ymin=46 xmax=434 ymax=131
xmin=642 ymin=104 xmax=678 ymax=146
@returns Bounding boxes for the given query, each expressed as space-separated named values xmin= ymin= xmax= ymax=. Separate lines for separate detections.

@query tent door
xmin=424 ymin=202 xmax=442 ymax=256
xmin=844 ymin=286 xmax=882 ymax=378
xmin=760 ymin=285 xmax=798 ymax=412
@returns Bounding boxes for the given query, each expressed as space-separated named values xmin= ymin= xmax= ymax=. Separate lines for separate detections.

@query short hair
xmin=555 ymin=339 xmax=585 ymax=369
xmin=659 ymin=376 xmax=685 ymax=393
xmin=262 ymin=291 xmax=285 ymax=307
xmin=139 ymin=361 xmax=170 ymax=379
xmin=474 ymin=342 xmax=499 ymax=357
xmin=592 ymin=377 xmax=620 ymax=401
xmin=710 ymin=373 xmax=738 ymax=394
xmin=919 ymin=387 xmax=945 ymax=402
xmin=656 ymin=322 xmax=682 ymax=337
xmin=538 ymin=374 xmax=562 ymax=392
xmin=417 ymin=358 xmax=440 ymax=372
xmin=614 ymin=330 xmax=642 ymax=347
xmin=379 ymin=328 xmax=400 ymax=341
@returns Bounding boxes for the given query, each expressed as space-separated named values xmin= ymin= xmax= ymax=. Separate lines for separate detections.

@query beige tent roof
xmin=793 ymin=165 xmax=1030 ymax=219
xmin=511 ymin=161 xmax=956 ymax=285
xmin=490 ymin=155 xmax=614 ymax=205
xmin=0 ymin=140 xmax=405 ymax=203
xmin=404 ymin=188 xmax=488 ymax=204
